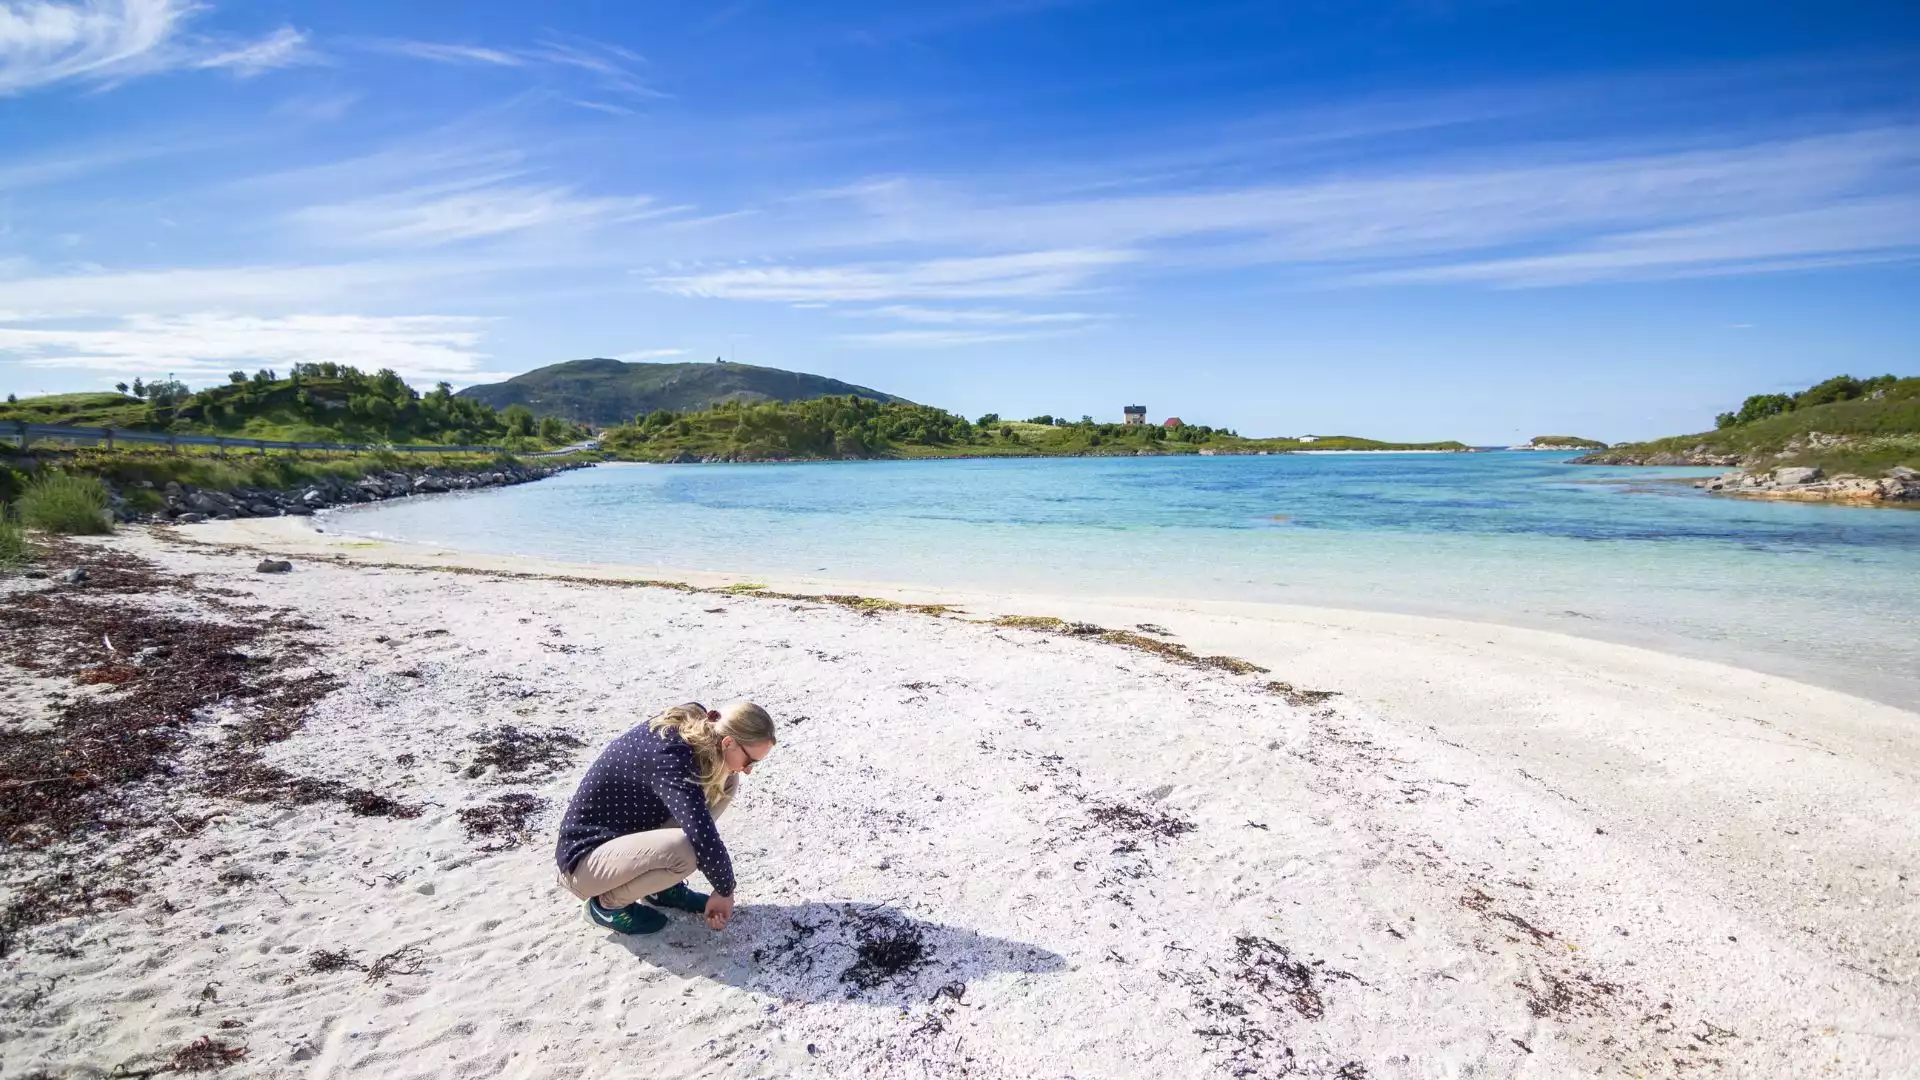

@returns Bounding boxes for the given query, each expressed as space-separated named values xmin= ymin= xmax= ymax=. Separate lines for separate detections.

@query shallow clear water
xmin=325 ymin=452 xmax=1920 ymax=707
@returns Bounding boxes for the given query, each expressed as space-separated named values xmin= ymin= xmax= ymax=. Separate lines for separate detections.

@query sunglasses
xmin=728 ymin=737 xmax=770 ymax=770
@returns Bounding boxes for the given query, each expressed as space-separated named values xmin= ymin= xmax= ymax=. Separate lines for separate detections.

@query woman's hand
xmin=705 ymin=893 xmax=734 ymax=932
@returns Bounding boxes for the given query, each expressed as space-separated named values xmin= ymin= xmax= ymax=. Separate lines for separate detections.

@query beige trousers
xmin=556 ymin=784 xmax=732 ymax=908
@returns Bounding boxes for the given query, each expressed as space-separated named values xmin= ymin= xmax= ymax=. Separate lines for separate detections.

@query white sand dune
xmin=2 ymin=519 xmax=1914 ymax=1078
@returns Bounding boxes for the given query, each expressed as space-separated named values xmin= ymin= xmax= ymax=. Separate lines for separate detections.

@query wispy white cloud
xmin=650 ymin=249 xmax=1135 ymax=302
xmin=675 ymin=125 xmax=1920 ymax=297
xmin=0 ymin=259 xmax=507 ymax=313
xmin=1347 ymin=194 xmax=1920 ymax=287
xmin=0 ymin=0 xmax=185 ymax=92
xmin=860 ymin=305 xmax=1101 ymax=325
xmin=375 ymin=40 xmax=523 ymax=67
xmin=375 ymin=33 xmax=666 ymax=100
xmin=0 ymin=0 xmax=309 ymax=94
xmin=0 ymin=312 xmax=502 ymax=384
xmin=839 ymin=328 xmax=1070 ymax=348
xmin=293 ymin=178 xmax=682 ymax=247
xmin=566 ymin=98 xmax=635 ymax=117
xmin=192 ymin=24 xmax=309 ymax=77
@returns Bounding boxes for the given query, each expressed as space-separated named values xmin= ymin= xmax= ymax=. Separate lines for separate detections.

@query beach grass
xmin=0 ymin=509 xmax=30 ymax=570
xmin=17 ymin=472 xmax=113 ymax=534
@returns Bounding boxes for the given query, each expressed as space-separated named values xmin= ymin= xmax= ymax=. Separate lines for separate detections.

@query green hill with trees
xmin=600 ymin=397 xmax=1466 ymax=462
xmin=1 ymin=365 xmax=589 ymax=450
xmin=455 ymin=358 xmax=903 ymax=427
xmin=1573 ymin=374 xmax=1918 ymax=474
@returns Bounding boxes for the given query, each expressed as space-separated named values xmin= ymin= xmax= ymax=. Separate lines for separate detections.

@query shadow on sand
xmin=608 ymin=900 xmax=1066 ymax=1006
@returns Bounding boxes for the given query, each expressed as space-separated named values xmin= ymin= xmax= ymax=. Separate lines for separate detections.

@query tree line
xmin=108 ymin=363 xmax=588 ymax=447
xmin=1715 ymin=374 xmax=1899 ymax=429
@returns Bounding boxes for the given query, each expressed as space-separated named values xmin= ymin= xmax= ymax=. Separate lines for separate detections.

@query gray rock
xmin=1888 ymin=465 xmax=1919 ymax=481
xmin=247 ymin=502 xmax=281 ymax=517
xmin=255 ymin=559 xmax=293 ymax=574
xmin=60 ymin=567 xmax=88 ymax=584
xmin=1773 ymin=466 xmax=1823 ymax=486
xmin=283 ymin=505 xmax=314 ymax=517
xmin=175 ymin=512 xmax=208 ymax=524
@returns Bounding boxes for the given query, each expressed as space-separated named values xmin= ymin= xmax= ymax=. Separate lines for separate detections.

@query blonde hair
xmin=647 ymin=700 xmax=776 ymax=807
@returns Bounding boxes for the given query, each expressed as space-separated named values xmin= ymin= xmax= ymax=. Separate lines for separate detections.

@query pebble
xmin=60 ymin=567 xmax=88 ymax=584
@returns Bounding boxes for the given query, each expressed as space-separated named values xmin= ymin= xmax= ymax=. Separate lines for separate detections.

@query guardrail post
xmin=213 ymin=436 xmax=225 ymax=454
xmin=167 ymin=434 xmax=177 ymax=453
xmin=13 ymin=421 xmax=26 ymax=450
xmin=102 ymin=427 xmax=114 ymax=451
xmin=257 ymin=439 xmax=267 ymax=456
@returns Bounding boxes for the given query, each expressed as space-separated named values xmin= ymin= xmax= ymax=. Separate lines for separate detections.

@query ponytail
xmin=647 ymin=700 xmax=776 ymax=806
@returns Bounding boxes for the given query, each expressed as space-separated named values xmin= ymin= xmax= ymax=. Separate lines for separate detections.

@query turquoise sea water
xmin=325 ymin=452 xmax=1920 ymax=708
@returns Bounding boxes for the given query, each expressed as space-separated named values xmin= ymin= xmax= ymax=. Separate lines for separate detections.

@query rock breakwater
xmin=113 ymin=461 xmax=588 ymax=524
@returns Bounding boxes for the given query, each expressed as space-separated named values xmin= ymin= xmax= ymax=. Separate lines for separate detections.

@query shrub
xmin=17 ymin=472 xmax=113 ymax=534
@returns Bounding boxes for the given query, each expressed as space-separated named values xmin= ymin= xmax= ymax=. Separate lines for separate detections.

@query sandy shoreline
xmin=2 ymin=519 xmax=1915 ymax=1078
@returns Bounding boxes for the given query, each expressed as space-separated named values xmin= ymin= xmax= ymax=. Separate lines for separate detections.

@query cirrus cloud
xmin=0 ymin=0 xmax=310 ymax=94
xmin=648 ymin=249 xmax=1135 ymax=302
xmin=0 ymin=312 xmax=506 ymax=387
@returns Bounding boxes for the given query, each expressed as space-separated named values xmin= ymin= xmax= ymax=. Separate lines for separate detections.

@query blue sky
xmin=1 ymin=0 xmax=1916 ymax=442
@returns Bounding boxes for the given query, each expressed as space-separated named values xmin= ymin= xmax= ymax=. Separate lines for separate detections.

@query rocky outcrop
xmin=107 ymin=462 xmax=588 ymax=524
xmin=1574 ymin=431 xmax=1861 ymax=469
xmin=1695 ymin=465 xmax=1920 ymax=505
xmin=1572 ymin=444 xmax=1743 ymax=466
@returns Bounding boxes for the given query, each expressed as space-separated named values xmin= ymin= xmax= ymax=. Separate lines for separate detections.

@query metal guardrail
xmin=9 ymin=421 xmax=504 ymax=455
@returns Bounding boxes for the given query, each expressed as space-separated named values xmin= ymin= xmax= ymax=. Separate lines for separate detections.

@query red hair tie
xmin=707 ymin=709 xmax=721 ymax=721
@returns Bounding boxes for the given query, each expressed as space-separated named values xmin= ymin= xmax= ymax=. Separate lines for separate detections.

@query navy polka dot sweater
xmin=554 ymin=725 xmax=736 ymax=897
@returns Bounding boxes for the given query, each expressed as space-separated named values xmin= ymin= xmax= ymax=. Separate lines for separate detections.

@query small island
xmin=1510 ymin=435 xmax=1607 ymax=450
xmin=1573 ymin=374 xmax=1918 ymax=505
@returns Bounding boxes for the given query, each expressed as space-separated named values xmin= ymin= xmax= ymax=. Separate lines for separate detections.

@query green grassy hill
xmin=1573 ymin=375 xmax=1918 ymax=474
xmin=1526 ymin=435 xmax=1607 ymax=449
xmin=455 ymin=358 xmax=904 ymax=426
xmin=1 ymin=365 xmax=587 ymax=450
xmin=601 ymin=397 xmax=1466 ymax=462
xmin=0 ymin=391 xmax=155 ymax=428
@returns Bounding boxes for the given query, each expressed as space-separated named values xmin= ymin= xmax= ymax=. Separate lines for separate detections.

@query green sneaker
xmin=644 ymin=882 xmax=710 ymax=914
xmin=587 ymin=898 xmax=668 ymax=935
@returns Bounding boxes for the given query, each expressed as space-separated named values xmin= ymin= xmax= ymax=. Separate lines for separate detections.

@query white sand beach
xmin=3 ymin=517 xmax=1915 ymax=1079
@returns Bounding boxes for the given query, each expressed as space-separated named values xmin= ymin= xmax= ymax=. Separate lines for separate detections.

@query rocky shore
xmin=1575 ymin=431 xmax=1920 ymax=505
xmin=1694 ymin=464 xmax=1919 ymax=505
xmin=1571 ymin=445 xmax=1743 ymax=467
xmin=115 ymin=461 xmax=588 ymax=524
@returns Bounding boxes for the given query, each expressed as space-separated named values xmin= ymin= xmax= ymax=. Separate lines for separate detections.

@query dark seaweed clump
xmin=839 ymin=909 xmax=934 ymax=993
xmin=457 ymin=793 xmax=547 ymax=850
xmin=465 ymin=724 xmax=584 ymax=780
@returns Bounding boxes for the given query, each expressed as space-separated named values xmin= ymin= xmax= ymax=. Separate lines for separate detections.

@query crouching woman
xmin=555 ymin=701 xmax=776 ymax=936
